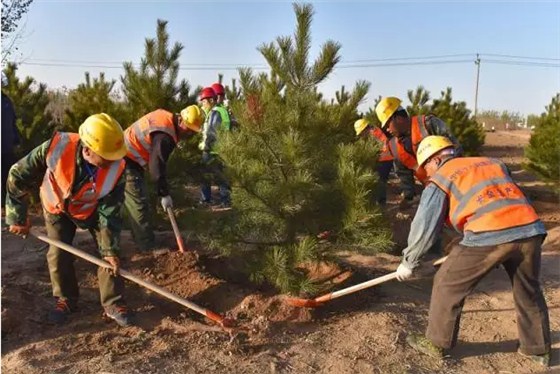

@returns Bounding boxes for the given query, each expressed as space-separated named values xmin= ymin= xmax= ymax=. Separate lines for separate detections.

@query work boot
xmin=48 ymin=298 xmax=77 ymax=325
xmin=406 ymin=333 xmax=445 ymax=359
xmin=103 ymin=304 xmax=133 ymax=327
xmin=518 ymin=349 xmax=550 ymax=367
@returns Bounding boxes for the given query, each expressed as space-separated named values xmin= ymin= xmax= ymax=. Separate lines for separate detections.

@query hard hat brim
xmin=97 ymin=143 xmax=127 ymax=161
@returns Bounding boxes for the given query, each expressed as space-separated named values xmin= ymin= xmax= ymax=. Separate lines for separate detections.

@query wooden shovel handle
xmin=34 ymin=234 xmax=229 ymax=326
xmin=166 ymin=207 xmax=186 ymax=253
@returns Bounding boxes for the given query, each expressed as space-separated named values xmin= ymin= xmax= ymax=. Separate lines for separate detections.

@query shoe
xmin=518 ymin=349 xmax=550 ymax=367
xmin=48 ymin=298 xmax=77 ymax=325
xmin=103 ymin=304 xmax=133 ymax=327
xmin=406 ymin=333 xmax=445 ymax=359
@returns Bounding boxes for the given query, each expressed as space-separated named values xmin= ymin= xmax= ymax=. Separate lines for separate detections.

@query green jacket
xmin=5 ymin=136 xmax=125 ymax=256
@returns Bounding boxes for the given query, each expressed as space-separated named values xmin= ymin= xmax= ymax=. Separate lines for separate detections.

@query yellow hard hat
xmin=78 ymin=113 xmax=127 ymax=161
xmin=180 ymin=105 xmax=204 ymax=133
xmin=416 ymin=135 xmax=454 ymax=167
xmin=375 ymin=97 xmax=403 ymax=128
xmin=354 ymin=119 xmax=369 ymax=136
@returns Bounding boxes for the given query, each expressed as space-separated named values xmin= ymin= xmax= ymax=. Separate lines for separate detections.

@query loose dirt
xmin=2 ymin=130 xmax=559 ymax=373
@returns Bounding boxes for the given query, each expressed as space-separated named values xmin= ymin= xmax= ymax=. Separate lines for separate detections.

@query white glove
xmin=161 ymin=195 xmax=173 ymax=210
xmin=395 ymin=263 xmax=413 ymax=281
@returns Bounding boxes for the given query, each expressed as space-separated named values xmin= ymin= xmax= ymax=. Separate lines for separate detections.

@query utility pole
xmin=474 ymin=53 xmax=481 ymax=119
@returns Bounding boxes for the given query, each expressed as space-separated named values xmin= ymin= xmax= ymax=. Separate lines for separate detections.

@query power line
xmin=337 ymin=59 xmax=474 ymax=68
xmin=340 ymin=53 xmax=475 ymax=63
xmin=483 ymin=59 xmax=560 ymax=67
xmin=23 ymin=52 xmax=560 ymax=67
xmin=20 ymin=58 xmax=560 ymax=70
xmin=26 ymin=58 xmax=269 ymax=67
xmin=482 ymin=53 xmax=560 ymax=61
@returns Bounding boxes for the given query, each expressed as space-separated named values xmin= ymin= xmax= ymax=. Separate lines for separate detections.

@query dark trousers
xmin=200 ymin=152 xmax=231 ymax=204
xmin=2 ymin=151 xmax=17 ymax=207
xmin=374 ymin=160 xmax=392 ymax=204
xmin=394 ymin=162 xmax=416 ymax=200
xmin=44 ymin=211 xmax=124 ymax=307
xmin=426 ymin=235 xmax=550 ymax=355
xmin=123 ymin=161 xmax=155 ymax=250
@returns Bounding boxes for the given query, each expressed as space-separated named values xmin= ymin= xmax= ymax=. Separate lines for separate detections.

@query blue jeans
xmin=200 ymin=152 xmax=231 ymax=204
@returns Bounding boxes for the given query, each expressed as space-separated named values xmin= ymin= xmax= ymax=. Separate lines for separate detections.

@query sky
xmin=8 ymin=0 xmax=560 ymax=116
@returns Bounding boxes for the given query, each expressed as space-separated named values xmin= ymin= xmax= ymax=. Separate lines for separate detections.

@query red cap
xmin=199 ymin=87 xmax=216 ymax=101
xmin=211 ymin=83 xmax=225 ymax=96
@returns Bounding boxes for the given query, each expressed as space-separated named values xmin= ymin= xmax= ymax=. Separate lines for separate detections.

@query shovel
xmin=34 ymin=233 xmax=235 ymax=329
xmin=166 ymin=207 xmax=187 ymax=253
xmin=285 ymin=256 xmax=447 ymax=308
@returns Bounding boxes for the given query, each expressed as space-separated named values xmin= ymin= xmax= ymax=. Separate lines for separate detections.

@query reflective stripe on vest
xmin=387 ymin=115 xmax=429 ymax=182
xmin=214 ymin=105 xmax=231 ymax=131
xmin=410 ymin=115 xmax=429 ymax=152
xmin=430 ymin=157 xmax=539 ymax=233
xmin=40 ymin=132 xmax=125 ymax=220
xmin=124 ymin=109 xmax=178 ymax=167
xmin=369 ymin=127 xmax=393 ymax=162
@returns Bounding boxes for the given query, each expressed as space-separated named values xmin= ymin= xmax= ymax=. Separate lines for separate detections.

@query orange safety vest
xmin=124 ymin=109 xmax=179 ymax=167
xmin=431 ymin=157 xmax=539 ymax=233
xmin=368 ymin=127 xmax=393 ymax=162
xmin=40 ymin=132 xmax=125 ymax=221
xmin=388 ymin=115 xmax=429 ymax=182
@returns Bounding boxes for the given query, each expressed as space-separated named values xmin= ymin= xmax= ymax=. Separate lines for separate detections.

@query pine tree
xmin=525 ymin=93 xmax=560 ymax=186
xmin=406 ymin=86 xmax=431 ymax=115
xmin=207 ymin=3 xmax=392 ymax=294
xmin=121 ymin=19 xmax=196 ymax=119
xmin=2 ymin=63 xmax=54 ymax=157
xmin=64 ymin=72 xmax=131 ymax=131
xmin=362 ymin=95 xmax=382 ymax=127
xmin=430 ymin=87 xmax=485 ymax=155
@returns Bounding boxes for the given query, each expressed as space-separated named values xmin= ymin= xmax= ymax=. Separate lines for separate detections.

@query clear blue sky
xmin=11 ymin=0 xmax=560 ymax=116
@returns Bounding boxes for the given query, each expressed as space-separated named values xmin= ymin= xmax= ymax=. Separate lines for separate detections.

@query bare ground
xmin=2 ymin=130 xmax=559 ymax=374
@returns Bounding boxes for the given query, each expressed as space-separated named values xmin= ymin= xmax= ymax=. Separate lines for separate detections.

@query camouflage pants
xmin=123 ymin=161 xmax=155 ymax=251
xmin=44 ymin=211 xmax=124 ymax=307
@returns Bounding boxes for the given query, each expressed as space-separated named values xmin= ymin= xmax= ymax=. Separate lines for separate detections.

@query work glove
xmin=9 ymin=218 xmax=31 ymax=238
xmin=161 ymin=195 xmax=173 ymax=210
xmin=103 ymin=256 xmax=120 ymax=276
xmin=395 ymin=262 xmax=413 ymax=281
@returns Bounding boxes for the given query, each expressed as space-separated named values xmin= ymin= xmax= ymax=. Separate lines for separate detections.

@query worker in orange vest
xmin=375 ymin=97 xmax=462 ymax=205
xmin=395 ymin=136 xmax=550 ymax=367
xmin=123 ymin=105 xmax=204 ymax=251
xmin=5 ymin=114 xmax=133 ymax=327
xmin=354 ymin=118 xmax=393 ymax=205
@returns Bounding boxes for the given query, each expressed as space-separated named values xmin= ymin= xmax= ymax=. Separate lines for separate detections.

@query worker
xmin=354 ymin=118 xmax=393 ymax=205
xmin=1 ymin=72 xmax=20 ymax=210
xmin=375 ymin=97 xmax=462 ymax=205
xmin=5 ymin=114 xmax=133 ymax=327
xmin=123 ymin=105 xmax=204 ymax=251
xmin=395 ymin=135 xmax=550 ymax=367
xmin=211 ymin=82 xmax=239 ymax=131
xmin=198 ymin=87 xmax=231 ymax=209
